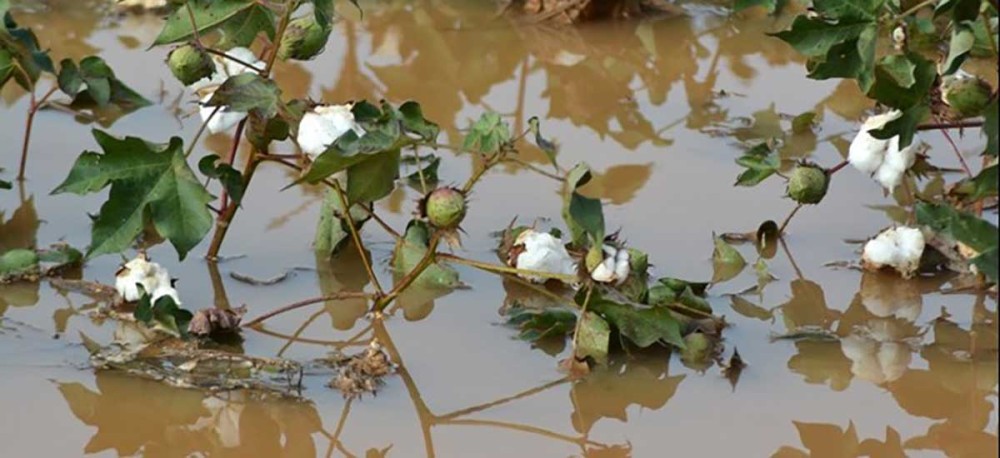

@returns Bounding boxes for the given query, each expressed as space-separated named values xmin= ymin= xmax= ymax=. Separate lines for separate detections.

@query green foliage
xmin=712 ymin=234 xmax=747 ymax=283
xmin=206 ymin=73 xmax=281 ymax=119
xmin=583 ymin=288 xmax=685 ymax=349
xmin=134 ymin=293 xmax=193 ymax=338
xmin=952 ymin=164 xmax=998 ymax=202
xmin=198 ymin=154 xmax=245 ymax=205
xmin=771 ymin=0 xmax=883 ymax=91
xmin=300 ymin=101 xmax=438 ymax=184
xmin=0 ymin=248 xmax=38 ymax=277
xmin=217 ymin=4 xmax=276 ymax=48
xmin=277 ymin=15 xmax=331 ymax=61
xmin=734 ymin=142 xmax=780 ymax=186
xmin=985 ymin=96 xmax=999 ymax=157
xmin=0 ymin=9 xmax=54 ymax=91
xmin=562 ymin=164 xmax=605 ymax=248
xmin=58 ymin=56 xmax=150 ymax=110
xmin=153 ymin=0 xmax=263 ymax=46
xmin=53 ymin=130 xmax=213 ymax=260
xmin=463 ymin=112 xmax=511 ymax=155
xmin=392 ymin=220 xmax=461 ymax=289
xmin=346 ymin=148 xmax=400 ymax=204
xmin=916 ymin=202 xmax=999 ymax=282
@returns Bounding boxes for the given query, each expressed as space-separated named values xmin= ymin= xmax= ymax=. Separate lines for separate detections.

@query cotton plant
xmin=861 ymin=226 xmax=926 ymax=279
xmin=177 ymin=46 xmax=264 ymax=134
xmin=848 ymin=110 xmax=920 ymax=192
xmin=114 ymin=253 xmax=181 ymax=305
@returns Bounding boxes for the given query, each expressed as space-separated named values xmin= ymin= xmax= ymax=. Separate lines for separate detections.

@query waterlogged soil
xmin=1 ymin=1 xmax=997 ymax=457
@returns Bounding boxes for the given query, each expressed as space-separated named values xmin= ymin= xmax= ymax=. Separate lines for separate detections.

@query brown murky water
xmin=1 ymin=1 xmax=997 ymax=457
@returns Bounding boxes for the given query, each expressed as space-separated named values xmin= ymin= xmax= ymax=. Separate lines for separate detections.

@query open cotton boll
xmin=199 ymin=95 xmax=248 ymax=134
xmin=862 ymin=226 xmax=925 ymax=278
xmin=114 ymin=255 xmax=175 ymax=302
xmin=849 ymin=111 xmax=920 ymax=191
xmin=297 ymin=104 xmax=365 ymax=159
xmin=590 ymin=245 xmax=630 ymax=285
xmin=513 ymin=230 xmax=578 ymax=283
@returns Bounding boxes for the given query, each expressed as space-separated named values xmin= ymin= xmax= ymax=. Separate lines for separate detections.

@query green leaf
xmin=971 ymin=248 xmax=998 ymax=283
xmin=206 ymin=73 xmax=281 ymax=119
xmin=463 ymin=112 xmax=510 ymax=155
xmin=52 ymin=130 xmax=214 ymax=260
xmin=0 ymin=12 xmax=54 ymax=91
xmin=806 ymin=26 xmax=878 ymax=91
xmin=392 ymin=220 xmax=461 ymax=289
xmin=984 ymin=96 xmax=998 ymax=157
xmin=587 ymin=291 xmax=685 ymax=349
xmin=575 ymin=311 xmax=610 ymax=364
xmin=867 ymin=53 xmax=936 ymax=110
xmin=916 ymin=202 xmax=998 ymax=255
xmin=712 ymin=234 xmax=747 ymax=283
xmin=346 ymin=149 xmax=400 ymax=204
xmin=398 ymin=101 xmax=439 ymax=142
xmin=943 ymin=24 xmax=975 ymax=75
xmin=313 ymin=188 xmax=369 ymax=254
xmin=405 ymin=155 xmax=440 ymax=189
xmin=56 ymin=56 xmax=150 ymax=110
xmin=0 ymin=48 xmax=14 ymax=88
xmin=198 ymin=154 xmax=245 ymax=205
xmin=734 ymin=143 xmax=780 ymax=186
xmin=869 ymin=104 xmax=930 ymax=149
xmin=217 ymin=4 xmax=276 ymax=48
xmin=562 ymin=163 xmax=604 ymax=247
xmin=311 ymin=0 xmax=336 ymax=28
xmin=153 ymin=0 xmax=258 ymax=46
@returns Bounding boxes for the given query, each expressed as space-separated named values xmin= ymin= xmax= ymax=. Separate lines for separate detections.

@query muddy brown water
xmin=1 ymin=1 xmax=997 ymax=457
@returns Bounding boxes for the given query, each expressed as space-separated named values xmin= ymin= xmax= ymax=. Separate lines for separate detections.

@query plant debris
xmin=188 ymin=306 xmax=247 ymax=337
xmin=325 ymin=339 xmax=396 ymax=398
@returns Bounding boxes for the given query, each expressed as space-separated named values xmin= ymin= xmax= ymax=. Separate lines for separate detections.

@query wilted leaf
xmin=791 ymin=112 xmax=816 ymax=134
xmin=188 ymin=306 xmax=246 ymax=336
xmin=405 ymin=155 xmax=440 ymax=189
xmin=943 ymin=24 xmax=975 ymax=75
xmin=951 ymin=164 xmax=997 ymax=202
xmin=723 ymin=348 xmax=747 ymax=391
xmin=575 ymin=311 xmax=610 ymax=364
xmin=756 ymin=220 xmax=780 ymax=258
xmin=52 ymin=130 xmax=213 ymax=260
xmin=562 ymin=163 xmax=604 ymax=247
xmin=398 ymin=101 xmax=439 ymax=142
xmin=730 ymin=295 xmax=773 ymax=321
xmin=528 ymin=116 xmax=559 ymax=170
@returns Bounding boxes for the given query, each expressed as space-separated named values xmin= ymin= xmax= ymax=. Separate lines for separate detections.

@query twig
xmin=827 ymin=159 xmax=849 ymax=175
xmin=330 ymin=181 xmax=385 ymax=296
xmin=17 ymin=86 xmax=59 ymax=180
xmin=242 ymin=291 xmax=372 ymax=328
xmin=934 ymin=116 xmax=974 ymax=177
xmin=778 ymin=204 xmax=804 ymax=236
xmin=221 ymin=119 xmax=247 ymax=210
xmin=571 ymin=285 xmax=594 ymax=352
xmin=504 ymin=157 xmax=565 ymax=182
xmin=917 ymin=120 xmax=984 ymax=130
xmin=184 ymin=106 xmax=220 ymax=158
xmin=437 ymin=253 xmax=579 ymax=283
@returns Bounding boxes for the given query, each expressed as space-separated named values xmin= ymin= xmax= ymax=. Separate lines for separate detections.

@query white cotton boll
xmin=115 ymin=256 xmax=152 ymax=301
xmin=613 ymin=249 xmax=631 ymax=285
xmin=220 ymin=47 xmax=263 ymax=75
xmin=848 ymin=130 xmax=888 ymax=175
xmin=874 ymin=162 xmax=906 ymax=191
xmin=297 ymin=104 xmax=365 ymax=159
xmin=513 ymin=230 xmax=578 ymax=283
xmin=862 ymin=236 xmax=898 ymax=268
xmin=591 ymin=257 xmax=617 ymax=283
xmin=894 ymin=227 xmax=925 ymax=263
xmin=189 ymin=47 xmax=261 ymax=133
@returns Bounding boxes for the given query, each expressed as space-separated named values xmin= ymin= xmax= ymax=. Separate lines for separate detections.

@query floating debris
xmin=324 ymin=339 xmax=396 ymax=398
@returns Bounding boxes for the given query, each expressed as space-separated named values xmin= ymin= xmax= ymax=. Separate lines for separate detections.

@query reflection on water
xmin=1 ymin=0 xmax=997 ymax=457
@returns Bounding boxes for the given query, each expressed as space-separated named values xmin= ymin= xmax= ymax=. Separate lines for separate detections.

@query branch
xmin=242 ymin=291 xmax=372 ymax=328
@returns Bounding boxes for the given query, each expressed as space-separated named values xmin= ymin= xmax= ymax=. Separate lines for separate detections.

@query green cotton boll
xmin=422 ymin=187 xmax=467 ymax=230
xmin=787 ymin=164 xmax=829 ymax=205
xmin=278 ymin=16 xmax=331 ymax=61
xmin=167 ymin=44 xmax=215 ymax=86
xmin=680 ymin=332 xmax=715 ymax=366
xmin=943 ymin=76 xmax=994 ymax=119
xmin=0 ymin=249 xmax=40 ymax=277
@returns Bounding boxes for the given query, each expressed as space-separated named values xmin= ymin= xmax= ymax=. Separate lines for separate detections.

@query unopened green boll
xmin=422 ymin=187 xmax=467 ymax=230
xmin=942 ymin=75 xmax=993 ymax=119
xmin=278 ymin=16 xmax=331 ymax=61
xmin=787 ymin=164 xmax=829 ymax=205
xmin=167 ymin=44 xmax=214 ymax=86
